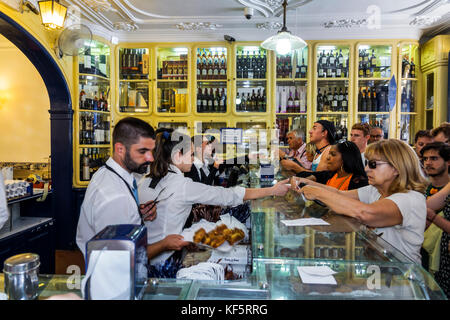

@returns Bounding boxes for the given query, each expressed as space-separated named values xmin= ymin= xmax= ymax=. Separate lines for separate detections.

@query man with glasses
xmin=368 ymin=126 xmax=384 ymax=144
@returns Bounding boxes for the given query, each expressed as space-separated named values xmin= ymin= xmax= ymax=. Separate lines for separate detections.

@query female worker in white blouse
xmin=138 ymin=129 xmax=290 ymax=268
xmin=291 ymin=139 xmax=428 ymax=264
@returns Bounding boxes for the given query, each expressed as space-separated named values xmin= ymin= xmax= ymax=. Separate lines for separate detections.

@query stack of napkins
xmin=297 ymin=266 xmax=337 ymax=285
xmin=281 ymin=218 xmax=330 ymax=227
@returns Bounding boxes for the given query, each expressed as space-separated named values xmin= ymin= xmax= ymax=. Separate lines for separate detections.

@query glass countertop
xmin=250 ymin=191 xmax=413 ymax=264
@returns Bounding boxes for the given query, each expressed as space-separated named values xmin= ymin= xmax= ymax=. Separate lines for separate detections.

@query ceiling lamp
xmin=261 ymin=0 xmax=307 ymax=55
xmin=38 ymin=0 xmax=67 ymax=30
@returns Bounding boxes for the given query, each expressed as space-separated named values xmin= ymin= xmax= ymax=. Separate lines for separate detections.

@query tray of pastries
xmin=181 ymin=214 xmax=248 ymax=252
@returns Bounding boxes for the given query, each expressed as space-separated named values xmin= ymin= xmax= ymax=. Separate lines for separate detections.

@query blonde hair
xmin=305 ymin=142 xmax=317 ymax=154
xmin=365 ymin=139 xmax=427 ymax=195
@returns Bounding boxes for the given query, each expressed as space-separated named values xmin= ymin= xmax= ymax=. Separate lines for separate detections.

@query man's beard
xmin=426 ymin=166 xmax=446 ymax=177
xmin=123 ymin=150 xmax=150 ymax=174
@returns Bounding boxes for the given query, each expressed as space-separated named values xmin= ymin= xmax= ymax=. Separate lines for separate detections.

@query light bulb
xmin=276 ymin=39 xmax=291 ymax=55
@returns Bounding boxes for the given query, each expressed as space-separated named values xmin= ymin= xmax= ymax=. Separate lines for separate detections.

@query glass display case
xmin=76 ymin=40 xmax=112 ymax=187
xmin=398 ymin=43 xmax=419 ymax=144
xmin=156 ymin=47 xmax=189 ymax=115
xmin=276 ymin=115 xmax=307 ymax=147
xmin=157 ymin=121 xmax=190 ymax=136
xmin=118 ymin=47 xmax=150 ymax=114
xmin=356 ymin=44 xmax=392 ymax=139
xmin=234 ymin=45 xmax=268 ymax=114
xmin=315 ymin=44 xmax=350 ymax=137
xmin=195 ymin=46 xmax=228 ymax=114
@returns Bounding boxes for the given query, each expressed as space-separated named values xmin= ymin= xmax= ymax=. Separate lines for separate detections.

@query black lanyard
xmin=104 ymin=164 xmax=144 ymax=226
xmin=316 ymin=144 xmax=330 ymax=155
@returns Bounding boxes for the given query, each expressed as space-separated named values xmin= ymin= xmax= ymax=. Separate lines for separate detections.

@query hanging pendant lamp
xmin=261 ymin=0 xmax=307 ymax=55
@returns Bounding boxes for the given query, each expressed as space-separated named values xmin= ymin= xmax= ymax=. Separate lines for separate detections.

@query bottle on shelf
xmin=371 ymin=87 xmax=378 ymax=111
xmin=294 ymin=88 xmax=300 ymax=113
xmin=323 ymin=90 xmax=330 ymax=112
xmin=317 ymin=88 xmax=323 ymax=112
xmin=410 ymin=58 xmax=416 ymax=78
xmin=331 ymin=87 xmax=339 ymax=111
xmin=197 ymin=88 xmax=203 ymax=112
xmin=341 ymin=87 xmax=348 ymax=112
xmin=220 ymin=88 xmax=227 ymax=112
xmin=287 ymin=90 xmax=294 ymax=113
xmin=338 ymin=87 xmax=344 ymax=111
xmin=236 ymin=91 xmax=241 ymax=112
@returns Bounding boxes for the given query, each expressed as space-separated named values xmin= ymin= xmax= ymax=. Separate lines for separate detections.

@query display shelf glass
xmin=316 ymin=80 xmax=348 ymax=112
xmin=400 ymin=44 xmax=418 ymax=79
xmin=357 ymin=114 xmax=389 ymax=139
xmin=119 ymin=81 xmax=149 ymax=113
xmin=276 ymin=80 xmax=307 ymax=114
xmin=357 ymin=80 xmax=390 ymax=113
xmin=276 ymin=115 xmax=307 ymax=147
xmin=79 ymin=75 xmax=110 ymax=112
xmin=79 ymin=40 xmax=110 ymax=79
xmin=399 ymin=114 xmax=418 ymax=146
xmin=400 ymin=79 xmax=417 ymax=113
xmin=316 ymin=114 xmax=348 ymax=141
xmin=425 ymin=72 xmax=435 ymax=130
xmin=119 ymin=47 xmax=150 ymax=80
xmin=252 ymin=258 xmax=446 ymax=300
xmin=357 ymin=44 xmax=392 ymax=79
xmin=196 ymin=82 xmax=227 ymax=113
xmin=235 ymin=80 xmax=267 ymax=113
xmin=196 ymin=47 xmax=227 ymax=80
xmin=276 ymin=47 xmax=308 ymax=79
xmin=157 ymin=121 xmax=190 ymax=135
xmin=236 ymin=45 xmax=267 ymax=80
xmin=316 ymin=45 xmax=349 ymax=79
xmin=157 ymin=47 xmax=188 ymax=81
xmin=78 ymin=147 xmax=110 ymax=182
xmin=156 ymin=81 xmax=188 ymax=113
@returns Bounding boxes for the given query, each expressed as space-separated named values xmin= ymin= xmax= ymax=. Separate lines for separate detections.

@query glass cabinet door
xmin=156 ymin=47 xmax=189 ymax=114
xmin=356 ymin=44 xmax=392 ymax=139
xmin=425 ymin=72 xmax=435 ymax=130
xmin=118 ymin=47 xmax=151 ymax=114
xmin=398 ymin=43 xmax=419 ymax=145
xmin=77 ymin=40 xmax=111 ymax=187
xmin=234 ymin=45 xmax=268 ymax=114
xmin=157 ymin=121 xmax=190 ymax=135
xmin=195 ymin=46 xmax=228 ymax=114
xmin=315 ymin=44 xmax=350 ymax=139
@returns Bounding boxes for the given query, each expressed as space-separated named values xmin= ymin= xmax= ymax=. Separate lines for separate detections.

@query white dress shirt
xmin=138 ymin=164 xmax=246 ymax=266
xmin=0 ymin=171 xmax=9 ymax=230
xmin=76 ymin=157 xmax=141 ymax=258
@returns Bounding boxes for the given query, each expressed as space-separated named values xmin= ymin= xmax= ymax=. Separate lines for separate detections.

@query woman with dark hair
xmin=296 ymin=141 xmax=368 ymax=191
xmin=137 ymin=129 xmax=289 ymax=276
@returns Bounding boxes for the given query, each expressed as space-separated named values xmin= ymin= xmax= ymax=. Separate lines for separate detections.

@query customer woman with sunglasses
xmin=138 ymin=129 xmax=290 ymax=276
xmin=291 ymin=139 xmax=428 ymax=263
xmin=295 ymin=141 xmax=368 ymax=191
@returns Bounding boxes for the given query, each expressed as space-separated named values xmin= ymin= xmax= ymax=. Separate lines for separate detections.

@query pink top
xmin=288 ymin=143 xmax=312 ymax=170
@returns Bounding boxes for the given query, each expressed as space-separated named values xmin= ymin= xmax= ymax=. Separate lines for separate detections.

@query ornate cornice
xmin=323 ymin=19 xmax=368 ymax=28
xmin=175 ymin=22 xmax=222 ymax=31
xmin=113 ymin=21 xmax=138 ymax=31
xmin=256 ymin=21 xmax=283 ymax=30
xmin=409 ymin=15 xmax=442 ymax=26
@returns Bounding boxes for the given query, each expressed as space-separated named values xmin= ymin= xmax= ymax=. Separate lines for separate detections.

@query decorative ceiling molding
xmin=113 ymin=21 xmax=138 ymax=31
xmin=409 ymin=15 xmax=442 ymax=25
xmin=256 ymin=21 xmax=283 ymax=30
xmin=175 ymin=22 xmax=223 ymax=31
xmin=323 ymin=19 xmax=368 ymax=28
xmin=236 ymin=0 xmax=313 ymax=17
xmin=82 ymin=0 xmax=117 ymax=12
xmin=386 ymin=0 xmax=448 ymax=15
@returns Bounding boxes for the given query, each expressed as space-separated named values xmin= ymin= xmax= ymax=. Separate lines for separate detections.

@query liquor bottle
xmin=363 ymin=49 xmax=369 ymax=69
xmin=236 ymin=91 xmax=241 ymax=112
xmin=318 ymin=58 xmax=325 ymax=78
xmin=220 ymin=88 xmax=226 ymax=112
xmin=338 ymin=87 xmax=344 ymax=111
xmin=247 ymin=92 xmax=253 ymax=111
xmin=79 ymin=86 xmax=86 ymax=109
xmin=213 ymin=53 xmax=220 ymax=80
xmin=207 ymin=59 xmax=214 ymax=80
xmin=326 ymin=53 xmax=333 ymax=78
xmin=214 ymin=88 xmax=220 ymax=112
xmin=402 ymin=57 xmax=410 ymax=78
xmin=261 ymin=51 xmax=267 ymax=78
xmin=327 ymin=89 xmax=333 ymax=111
xmin=81 ymin=148 xmax=90 ymax=181
xmin=344 ymin=56 xmax=349 ymax=77
xmin=401 ymin=87 xmax=407 ymax=112
xmin=261 ymin=89 xmax=267 ymax=112
xmin=80 ymin=112 xmax=86 ymax=144
xmin=242 ymin=55 xmax=249 ymax=78
xmin=294 ymin=88 xmax=300 ymax=113
xmin=378 ymin=86 xmax=386 ymax=112
xmin=366 ymin=88 xmax=372 ymax=112
xmin=250 ymin=89 xmax=256 ymax=111
xmin=359 ymin=60 xmax=364 ymax=78
xmin=331 ymin=87 xmax=338 ymax=111
xmin=208 ymin=88 xmax=214 ymax=112
xmin=321 ymin=50 xmax=327 ymax=76
xmin=410 ymin=86 xmax=415 ymax=112
xmin=84 ymin=47 xmax=92 ymax=74
xmin=337 ymin=49 xmax=344 ymax=68
xmin=287 ymin=90 xmax=294 ymax=113
xmin=402 ymin=55 xmax=408 ymax=78
xmin=317 ymin=88 xmax=323 ymax=112
xmin=202 ymin=88 xmax=209 ymax=112
xmin=342 ymin=120 xmax=348 ymax=140
xmin=241 ymin=91 xmax=247 ymax=112
xmin=410 ymin=58 xmax=416 ymax=78
xmin=341 ymin=87 xmax=348 ymax=111
xmin=197 ymin=88 xmax=203 ymax=112
xmin=219 ymin=53 xmax=227 ymax=79
xmin=329 ymin=50 xmax=336 ymax=77
xmin=197 ymin=51 xmax=202 ymax=79
xmin=370 ymin=49 xmax=377 ymax=69
xmin=365 ymin=62 xmax=373 ymax=78
xmin=300 ymin=58 xmax=307 ymax=78
xmin=248 ymin=52 xmax=254 ymax=79
xmin=300 ymin=87 xmax=306 ymax=113
xmin=104 ymin=121 xmax=110 ymax=144
xmin=361 ymin=88 xmax=367 ymax=112
xmin=372 ymin=87 xmax=378 ymax=112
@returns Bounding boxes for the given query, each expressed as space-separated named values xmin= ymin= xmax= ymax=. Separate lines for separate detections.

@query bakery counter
xmin=250 ymin=191 xmax=412 ymax=264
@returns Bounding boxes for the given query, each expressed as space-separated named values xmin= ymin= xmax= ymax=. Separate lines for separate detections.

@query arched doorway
xmin=0 ymin=12 xmax=74 ymax=251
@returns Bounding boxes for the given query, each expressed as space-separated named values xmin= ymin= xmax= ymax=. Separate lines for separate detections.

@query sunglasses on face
xmin=365 ymin=159 xmax=390 ymax=169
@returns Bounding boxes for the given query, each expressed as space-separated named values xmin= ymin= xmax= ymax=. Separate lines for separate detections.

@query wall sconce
xmin=38 ymin=0 xmax=68 ymax=30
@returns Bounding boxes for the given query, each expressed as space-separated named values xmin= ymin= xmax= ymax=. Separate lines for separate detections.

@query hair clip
xmin=163 ymin=131 xmax=170 ymax=140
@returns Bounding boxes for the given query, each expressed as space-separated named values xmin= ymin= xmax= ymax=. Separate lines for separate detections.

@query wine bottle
xmin=323 ymin=90 xmax=330 ymax=112
xmin=287 ymin=90 xmax=294 ymax=113
xmin=361 ymin=88 xmax=367 ymax=111
xmin=214 ymin=88 xmax=220 ymax=112
xmin=342 ymin=87 xmax=348 ymax=112
xmin=220 ymin=88 xmax=226 ymax=112
xmin=358 ymin=87 xmax=363 ymax=111
xmin=372 ymin=88 xmax=378 ymax=112
xmin=370 ymin=49 xmax=377 ymax=69
xmin=401 ymin=87 xmax=407 ymax=112
xmin=294 ymin=88 xmax=300 ymax=113
xmin=410 ymin=58 xmax=416 ymax=78
xmin=197 ymin=88 xmax=203 ymax=112
xmin=331 ymin=87 xmax=338 ymax=111
xmin=338 ymin=87 xmax=344 ymax=111
xmin=317 ymin=88 xmax=323 ymax=112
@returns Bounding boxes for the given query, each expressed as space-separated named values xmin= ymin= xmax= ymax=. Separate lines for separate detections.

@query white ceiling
xmin=9 ymin=0 xmax=450 ymax=42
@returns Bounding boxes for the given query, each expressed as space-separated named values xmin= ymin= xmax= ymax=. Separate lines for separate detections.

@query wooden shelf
xmin=316 ymin=112 xmax=348 ymax=114
xmin=357 ymin=112 xmax=390 ymax=114
xmin=196 ymin=78 xmax=228 ymax=82
xmin=317 ymin=77 xmax=349 ymax=81
xmin=79 ymin=109 xmax=110 ymax=114
xmin=276 ymin=113 xmax=307 ymax=116
xmin=276 ymin=78 xmax=307 ymax=81
xmin=157 ymin=78 xmax=188 ymax=82
xmin=79 ymin=144 xmax=111 ymax=148
xmin=119 ymin=78 xmax=150 ymax=82
xmin=236 ymin=78 xmax=267 ymax=81
xmin=358 ymin=77 xmax=391 ymax=81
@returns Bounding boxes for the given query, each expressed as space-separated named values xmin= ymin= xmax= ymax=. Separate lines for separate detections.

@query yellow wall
xmin=0 ymin=34 xmax=50 ymax=162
